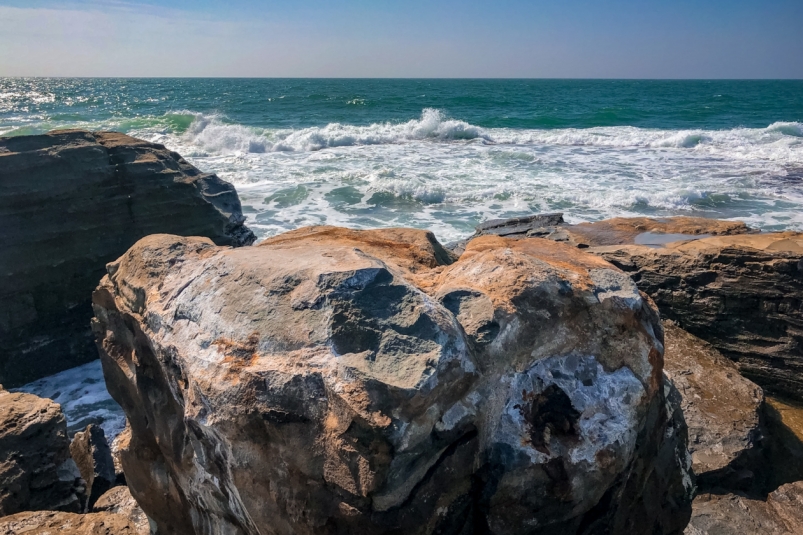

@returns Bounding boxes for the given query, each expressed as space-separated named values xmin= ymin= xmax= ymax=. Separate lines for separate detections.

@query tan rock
xmin=0 ymin=510 xmax=141 ymax=535
xmin=0 ymin=389 xmax=84 ymax=515
xmin=0 ymin=129 xmax=255 ymax=387
xmin=92 ymin=227 xmax=693 ymax=535
xmin=92 ymin=486 xmax=150 ymax=535
xmin=70 ymin=425 xmax=115 ymax=511
xmin=662 ymin=321 xmax=764 ymax=476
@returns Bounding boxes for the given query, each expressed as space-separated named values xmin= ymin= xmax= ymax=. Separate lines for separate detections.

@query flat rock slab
xmin=686 ymin=482 xmax=803 ymax=535
xmin=92 ymin=227 xmax=693 ymax=535
xmin=663 ymin=321 xmax=763 ymax=476
xmin=0 ymin=129 xmax=255 ymax=386
xmin=0 ymin=510 xmax=145 ymax=535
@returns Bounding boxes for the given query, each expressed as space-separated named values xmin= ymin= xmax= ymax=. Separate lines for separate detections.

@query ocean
xmin=3 ymin=78 xmax=802 ymax=434
xmin=2 ymin=78 xmax=802 ymax=244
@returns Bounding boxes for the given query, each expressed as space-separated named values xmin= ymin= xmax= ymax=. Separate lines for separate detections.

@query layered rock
xmin=0 ymin=129 xmax=255 ymax=387
xmin=70 ymin=424 xmax=116 ymax=511
xmin=92 ymin=227 xmax=693 ymax=535
xmin=0 ymin=509 xmax=145 ymax=534
xmin=0 ymin=388 xmax=84 ymax=515
xmin=595 ymin=232 xmax=803 ymax=398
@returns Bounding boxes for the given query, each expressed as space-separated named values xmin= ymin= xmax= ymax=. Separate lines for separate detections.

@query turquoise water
xmin=2 ymin=78 xmax=803 ymax=241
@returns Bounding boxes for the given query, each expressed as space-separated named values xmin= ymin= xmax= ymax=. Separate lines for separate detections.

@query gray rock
xmin=0 ymin=129 xmax=255 ymax=387
xmin=93 ymin=485 xmax=151 ymax=535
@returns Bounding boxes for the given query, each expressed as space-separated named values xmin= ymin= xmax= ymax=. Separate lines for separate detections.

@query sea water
xmin=3 ymin=78 xmax=802 ymax=433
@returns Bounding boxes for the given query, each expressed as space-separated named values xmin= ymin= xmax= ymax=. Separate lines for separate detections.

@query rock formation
xmin=0 ymin=509 xmax=146 ymax=534
xmin=595 ymin=232 xmax=803 ymax=399
xmin=662 ymin=321 xmax=764 ymax=478
xmin=0 ymin=388 xmax=84 ymax=515
xmin=92 ymin=227 xmax=693 ymax=535
xmin=0 ymin=129 xmax=255 ymax=387
xmin=70 ymin=424 xmax=116 ymax=511
xmin=93 ymin=486 xmax=151 ymax=535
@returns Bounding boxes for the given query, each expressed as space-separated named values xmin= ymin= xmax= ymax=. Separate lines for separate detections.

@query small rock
xmin=70 ymin=424 xmax=116 ymax=511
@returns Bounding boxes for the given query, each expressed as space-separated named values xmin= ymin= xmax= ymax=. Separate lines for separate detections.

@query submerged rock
xmin=595 ymin=232 xmax=803 ymax=399
xmin=0 ymin=129 xmax=255 ymax=387
xmin=93 ymin=226 xmax=692 ymax=535
xmin=70 ymin=424 xmax=116 ymax=511
xmin=0 ymin=388 xmax=84 ymax=515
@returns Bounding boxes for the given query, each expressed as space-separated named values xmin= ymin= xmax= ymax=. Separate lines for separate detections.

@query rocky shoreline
xmin=1 ymin=131 xmax=802 ymax=534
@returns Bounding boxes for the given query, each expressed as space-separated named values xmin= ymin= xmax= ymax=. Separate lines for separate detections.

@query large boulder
xmin=0 ymin=388 xmax=84 ymax=515
xmin=593 ymin=232 xmax=803 ymax=399
xmin=92 ymin=226 xmax=693 ymax=535
xmin=0 ymin=129 xmax=255 ymax=387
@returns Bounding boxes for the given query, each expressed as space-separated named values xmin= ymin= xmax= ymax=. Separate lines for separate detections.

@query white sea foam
xmin=13 ymin=360 xmax=126 ymax=440
xmin=127 ymin=110 xmax=803 ymax=243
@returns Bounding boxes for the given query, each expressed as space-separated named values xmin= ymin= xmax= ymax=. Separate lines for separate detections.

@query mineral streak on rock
xmin=0 ymin=129 xmax=255 ymax=387
xmin=92 ymin=226 xmax=693 ymax=535
xmin=0 ymin=388 xmax=85 ymax=515
xmin=594 ymin=232 xmax=803 ymax=399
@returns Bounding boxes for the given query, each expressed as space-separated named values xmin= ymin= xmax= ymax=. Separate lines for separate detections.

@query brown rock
xmin=563 ymin=216 xmax=752 ymax=247
xmin=93 ymin=486 xmax=150 ymax=535
xmin=0 ymin=510 xmax=142 ymax=535
xmin=92 ymin=227 xmax=693 ymax=535
xmin=594 ymin=232 xmax=803 ymax=399
xmin=685 ymin=481 xmax=803 ymax=535
xmin=662 ymin=321 xmax=764 ymax=476
xmin=0 ymin=129 xmax=255 ymax=387
xmin=0 ymin=389 xmax=84 ymax=515
xmin=70 ymin=424 xmax=116 ymax=511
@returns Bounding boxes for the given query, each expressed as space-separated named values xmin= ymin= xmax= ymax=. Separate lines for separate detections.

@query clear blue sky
xmin=1 ymin=0 xmax=801 ymax=78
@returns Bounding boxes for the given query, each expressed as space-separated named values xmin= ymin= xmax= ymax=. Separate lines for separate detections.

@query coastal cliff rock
xmin=0 ymin=388 xmax=84 ymax=515
xmin=92 ymin=227 xmax=693 ymax=535
xmin=662 ymin=321 xmax=764 ymax=478
xmin=594 ymin=232 xmax=803 ymax=399
xmin=0 ymin=129 xmax=255 ymax=387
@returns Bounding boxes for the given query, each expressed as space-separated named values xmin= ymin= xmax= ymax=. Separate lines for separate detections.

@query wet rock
xmin=686 ymin=481 xmax=803 ymax=535
xmin=92 ymin=227 xmax=692 ymax=535
xmin=0 ymin=129 xmax=255 ymax=387
xmin=93 ymin=486 xmax=151 ymax=535
xmin=594 ymin=232 xmax=803 ymax=399
xmin=0 ymin=388 xmax=84 ymax=515
xmin=0 ymin=509 xmax=144 ymax=534
xmin=70 ymin=424 xmax=116 ymax=511
xmin=563 ymin=216 xmax=752 ymax=247
xmin=662 ymin=321 xmax=764 ymax=477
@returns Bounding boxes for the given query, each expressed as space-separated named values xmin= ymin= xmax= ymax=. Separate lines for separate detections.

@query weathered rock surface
xmin=685 ymin=482 xmax=803 ymax=535
xmin=662 ymin=321 xmax=764 ymax=477
xmin=0 ymin=509 xmax=144 ymax=534
xmin=93 ymin=226 xmax=693 ymax=535
xmin=595 ymin=232 xmax=803 ymax=399
xmin=70 ymin=424 xmax=116 ymax=511
xmin=93 ymin=486 xmax=151 ymax=535
xmin=0 ymin=129 xmax=255 ymax=387
xmin=0 ymin=388 xmax=84 ymax=515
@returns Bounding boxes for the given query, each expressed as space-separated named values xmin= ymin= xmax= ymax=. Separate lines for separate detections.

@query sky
xmin=0 ymin=0 xmax=801 ymax=78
